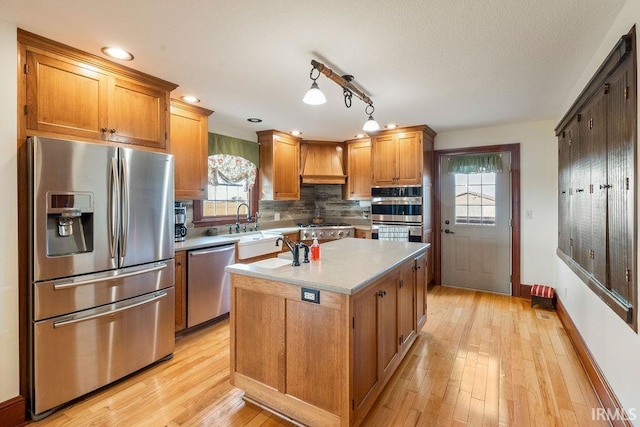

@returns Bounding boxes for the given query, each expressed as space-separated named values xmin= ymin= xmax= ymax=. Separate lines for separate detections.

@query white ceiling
xmin=0 ymin=0 xmax=627 ymax=141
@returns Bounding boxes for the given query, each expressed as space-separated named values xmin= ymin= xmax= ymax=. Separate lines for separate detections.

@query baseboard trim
xmin=520 ymin=283 xmax=532 ymax=299
xmin=0 ymin=395 xmax=26 ymax=427
xmin=556 ymin=298 xmax=632 ymax=427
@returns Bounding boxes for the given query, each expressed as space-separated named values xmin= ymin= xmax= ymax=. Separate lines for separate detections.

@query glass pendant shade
xmin=362 ymin=115 xmax=380 ymax=131
xmin=303 ymin=81 xmax=327 ymax=105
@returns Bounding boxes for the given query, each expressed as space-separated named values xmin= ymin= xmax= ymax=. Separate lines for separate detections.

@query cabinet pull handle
xmin=575 ymin=188 xmax=585 ymax=193
xmin=599 ymin=184 xmax=612 ymax=189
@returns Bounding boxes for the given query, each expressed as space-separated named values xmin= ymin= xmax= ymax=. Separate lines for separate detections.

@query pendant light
xmin=303 ymin=67 xmax=326 ymax=105
xmin=362 ymin=104 xmax=380 ymax=132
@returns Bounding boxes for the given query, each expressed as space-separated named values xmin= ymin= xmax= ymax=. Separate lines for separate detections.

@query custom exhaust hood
xmin=300 ymin=141 xmax=347 ymax=184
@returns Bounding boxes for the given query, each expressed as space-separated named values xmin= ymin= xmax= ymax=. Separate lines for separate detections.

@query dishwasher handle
xmin=189 ymin=244 xmax=235 ymax=257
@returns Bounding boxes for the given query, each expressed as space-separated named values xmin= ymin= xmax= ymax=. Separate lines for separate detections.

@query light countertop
xmin=174 ymin=227 xmax=300 ymax=251
xmin=225 ymin=238 xmax=429 ymax=295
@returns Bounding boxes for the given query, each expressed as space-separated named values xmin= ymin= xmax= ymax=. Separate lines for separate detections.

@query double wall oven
xmin=371 ymin=186 xmax=423 ymax=242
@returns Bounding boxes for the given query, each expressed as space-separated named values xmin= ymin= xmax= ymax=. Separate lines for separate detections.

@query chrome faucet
xmin=275 ymin=237 xmax=309 ymax=266
xmin=235 ymin=203 xmax=251 ymax=233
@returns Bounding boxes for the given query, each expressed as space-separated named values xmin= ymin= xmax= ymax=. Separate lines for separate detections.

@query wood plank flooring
xmin=30 ymin=285 xmax=606 ymax=426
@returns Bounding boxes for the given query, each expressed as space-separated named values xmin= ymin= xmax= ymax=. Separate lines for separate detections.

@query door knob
xmin=444 ymin=229 xmax=454 ymax=234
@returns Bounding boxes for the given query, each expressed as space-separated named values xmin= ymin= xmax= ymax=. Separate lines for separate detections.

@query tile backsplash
xmin=179 ymin=184 xmax=370 ymax=237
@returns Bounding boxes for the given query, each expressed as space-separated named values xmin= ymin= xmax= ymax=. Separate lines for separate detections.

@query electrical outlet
xmin=362 ymin=210 xmax=370 ymax=219
xmin=525 ymin=210 xmax=533 ymax=220
xmin=274 ymin=212 xmax=280 ymax=220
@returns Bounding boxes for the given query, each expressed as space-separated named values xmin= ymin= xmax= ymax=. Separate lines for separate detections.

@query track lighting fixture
xmin=303 ymin=59 xmax=380 ymax=132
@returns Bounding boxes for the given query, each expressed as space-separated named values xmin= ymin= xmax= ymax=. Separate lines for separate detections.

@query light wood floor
xmin=31 ymin=285 xmax=606 ymax=426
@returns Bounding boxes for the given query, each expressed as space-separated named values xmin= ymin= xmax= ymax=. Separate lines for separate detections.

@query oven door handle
xmin=371 ymin=197 xmax=422 ymax=204
xmin=52 ymin=262 xmax=168 ymax=290
xmin=53 ymin=290 xmax=168 ymax=328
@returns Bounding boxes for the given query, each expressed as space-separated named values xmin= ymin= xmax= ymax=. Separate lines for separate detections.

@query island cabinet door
xmin=398 ymin=260 xmax=417 ymax=355
xmin=415 ymin=253 xmax=427 ymax=331
xmin=352 ymin=271 xmax=400 ymax=423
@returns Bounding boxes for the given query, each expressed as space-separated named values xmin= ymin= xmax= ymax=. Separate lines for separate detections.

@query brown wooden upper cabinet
xmin=170 ymin=99 xmax=214 ymax=200
xmin=257 ymin=130 xmax=300 ymax=200
xmin=371 ymin=126 xmax=434 ymax=187
xmin=343 ymin=138 xmax=372 ymax=200
xmin=19 ymin=29 xmax=177 ymax=150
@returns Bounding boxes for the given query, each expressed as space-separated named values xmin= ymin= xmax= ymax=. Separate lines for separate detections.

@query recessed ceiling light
xmin=385 ymin=123 xmax=398 ymax=129
xmin=180 ymin=95 xmax=200 ymax=104
xmin=291 ymin=130 xmax=302 ymax=136
xmin=247 ymin=118 xmax=262 ymax=123
xmin=101 ymin=46 xmax=134 ymax=61
xmin=354 ymin=133 xmax=365 ymax=138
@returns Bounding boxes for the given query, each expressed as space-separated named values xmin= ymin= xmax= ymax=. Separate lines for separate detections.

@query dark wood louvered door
xmin=572 ymin=112 xmax=592 ymax=270
xmin=587 ymin=90 xmax=608 ymax=285
xmin=606 ymin=61 xmax=634 ymax=305
xmin=558 ymin=121 xmax=574 ymax=256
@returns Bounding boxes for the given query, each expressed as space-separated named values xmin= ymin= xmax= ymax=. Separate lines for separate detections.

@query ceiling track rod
xmin=310 ymin=59 xmax=373 ymax=106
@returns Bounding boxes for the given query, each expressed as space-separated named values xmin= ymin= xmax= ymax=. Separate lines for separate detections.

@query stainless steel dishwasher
xmin=187 ymin=243 xmax=236 ymax=327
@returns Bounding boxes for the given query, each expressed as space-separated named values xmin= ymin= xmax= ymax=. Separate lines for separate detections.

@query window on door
xmin=454 ymin=173 xmax=496 ymax=225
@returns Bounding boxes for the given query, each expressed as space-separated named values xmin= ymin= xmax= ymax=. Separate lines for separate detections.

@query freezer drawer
xmin=187 ymin=244 xmax=236 ymax=327
xmin=31 ymin=287 xmax=175 ymax=418
xmin=34 ymin=260 xmax=174 ymax=321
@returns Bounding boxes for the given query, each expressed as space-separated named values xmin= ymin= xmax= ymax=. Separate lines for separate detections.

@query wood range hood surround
xmin=300 ymin=140 xmax=347 ymax=184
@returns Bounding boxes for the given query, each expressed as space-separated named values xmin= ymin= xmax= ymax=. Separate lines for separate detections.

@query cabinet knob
xmin=109 ymin=129 xmax=116 ymax=134
xmin=101 ymin=127 xmax=108 ymax=133
xmin=377 ymin=290 xmax=387 ymax=298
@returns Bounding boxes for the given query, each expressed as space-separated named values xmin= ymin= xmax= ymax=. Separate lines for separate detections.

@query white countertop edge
xmin=226 ymin=240 xmax=429 ymax=296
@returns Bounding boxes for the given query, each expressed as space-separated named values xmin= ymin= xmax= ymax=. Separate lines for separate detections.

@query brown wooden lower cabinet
xmin=174 ymin=251 xmax=187 ymax=333
xmin=229 ymin=253 xmax=426 ymax=426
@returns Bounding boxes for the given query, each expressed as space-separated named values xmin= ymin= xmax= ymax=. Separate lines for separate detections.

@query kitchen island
xmin=225 ymin=238 xmax=429 ymax=427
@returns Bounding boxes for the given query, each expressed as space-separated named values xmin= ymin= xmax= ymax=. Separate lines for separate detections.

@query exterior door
xmin=440 ymin=152 xmax=511 ymax=294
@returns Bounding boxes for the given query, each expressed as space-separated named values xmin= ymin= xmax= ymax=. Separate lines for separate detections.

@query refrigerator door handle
xmin=120 ymin=157 xmax=130 ymax=263
xmin=52 ymin=262 xmax=168 ymax=290
xmin=53 ymin=290 xmax=169 ymax=328
xmin=108 ymin=157 xmax=120 ymax=259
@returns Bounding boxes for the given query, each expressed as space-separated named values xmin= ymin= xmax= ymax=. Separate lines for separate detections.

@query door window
xmin=454 ymin=173 xmax=496 ymax=225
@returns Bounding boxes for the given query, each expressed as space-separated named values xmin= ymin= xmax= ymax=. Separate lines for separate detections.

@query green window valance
xmin=448 ymin=154 xmax=504 ymax=174
xmin=208 ymin=133 xmax=259 ymax=166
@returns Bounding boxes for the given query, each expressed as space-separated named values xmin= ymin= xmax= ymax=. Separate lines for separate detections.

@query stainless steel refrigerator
xmin=28 ymin=136 xmax=175 ymax=419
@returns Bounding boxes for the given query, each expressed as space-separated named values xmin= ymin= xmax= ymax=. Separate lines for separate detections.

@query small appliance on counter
xmin=175 ymin=202 xmax=187 ymax=242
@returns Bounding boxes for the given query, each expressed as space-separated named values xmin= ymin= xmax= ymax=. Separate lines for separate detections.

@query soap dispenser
xmin=310 ymin=238 xmax=320 ymax=261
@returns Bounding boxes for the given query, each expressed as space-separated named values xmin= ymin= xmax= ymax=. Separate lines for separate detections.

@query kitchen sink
xmin=234 ymin=232 xmax=283 ymax=260
xmin=249 ymin=257 xmax=292 ymax=269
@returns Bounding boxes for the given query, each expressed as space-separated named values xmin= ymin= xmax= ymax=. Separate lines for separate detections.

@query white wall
xmin=553 ymin=0 xmax=640 ymax=421
xmin=0 ymin=20 xmax=19 ymax=402
xmin=435 ymin=120 xmax=558 ymax=287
